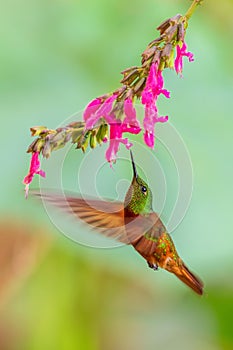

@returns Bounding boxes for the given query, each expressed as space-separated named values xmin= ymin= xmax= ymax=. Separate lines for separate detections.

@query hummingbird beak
xmin=130 ymin=150 xmax=138 ymax=179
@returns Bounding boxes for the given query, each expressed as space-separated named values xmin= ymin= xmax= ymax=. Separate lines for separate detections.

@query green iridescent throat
xmin=124 ymin=176 xmax=153 ymax=215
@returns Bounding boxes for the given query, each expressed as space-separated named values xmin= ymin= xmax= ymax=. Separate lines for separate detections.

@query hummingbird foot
xmin=148 ymin=262 xmax=159 ymax=271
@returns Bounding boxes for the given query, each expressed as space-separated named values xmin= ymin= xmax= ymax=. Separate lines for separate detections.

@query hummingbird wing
xmin=32 ymin=192 xmax=164 ymax=244
xmin=32 ymin=191 xmax=130 ymax=243
xmin=124 ymin=212 xmax=166 ymax=252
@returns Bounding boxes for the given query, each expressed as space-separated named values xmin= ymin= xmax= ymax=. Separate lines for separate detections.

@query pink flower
xmin=143 ymin=104 xmax=168 ymax=148
xmin=141 ymin=63 xmax=169 ymax=148
xmin=142 ymin=63 xmax=170 ymax=105
xmin=84 ymin=94 xmax=117 ymax=129
xmin=106 ymin=121 xmax=141 ymax=163
xmin=174 ymin=41 xmax=194 ymax=75
xmin=23 ymin=152 xmax=45 ymax=198
xmin=84 ymin=94 xmax=141 ymax=163
xmin=83 ymin=98 xmax=102 ymax=122
xmin=141 ymin=63 xmax=157 ymax=105
xmin=123 ymin=97 xmax=141 ymax=130
xmin=144 ymin=131 xmax=154 ymax=148
xmin=157 ymin=70 xmax=170 ymax=98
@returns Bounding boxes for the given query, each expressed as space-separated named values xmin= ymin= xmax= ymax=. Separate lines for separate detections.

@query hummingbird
xmin=36 ymin=151 xmax=203 ymax=295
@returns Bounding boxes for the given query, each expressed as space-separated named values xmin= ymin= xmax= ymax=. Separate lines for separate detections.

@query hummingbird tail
xmin=176 ymin=263 xmax=204 ymax=295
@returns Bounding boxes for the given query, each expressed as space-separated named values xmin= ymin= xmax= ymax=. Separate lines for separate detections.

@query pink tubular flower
xmin=84 ymin=94 xmax=118 ymax=129
xmin=83 ymin=98 xmax=102 ymax=122
xmin=84 ymin=94 xmax=141 ymax=163
xmin=123 ymin=97 xmax=141 ymax=130
xmin=141 ymin=62 xmax=169 ymax=148
xmin=157 ymin=70 xmax=170 ymax=98
xmin=143 ymin=104 xmax=168 ymax=148
xmin=142 ymin=63 xmax=170 ymax=105
xmin=141 ymin=63 xmax=157 ymax=105
xmin=23 ymin=152 xmax=45 ymax=198
xmin=106 ymin=121 xmax=141 ymax=163
xmin=174 ymin=41 xmax=194 ymax=75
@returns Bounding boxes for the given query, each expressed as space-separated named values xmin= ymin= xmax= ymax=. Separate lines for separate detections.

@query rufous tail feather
xmin=176 ymin=263 xmax=204 ymax=295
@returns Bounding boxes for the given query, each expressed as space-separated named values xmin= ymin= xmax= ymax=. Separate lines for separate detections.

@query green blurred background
xmin=1 ymin=0 xmax=233 ymax=349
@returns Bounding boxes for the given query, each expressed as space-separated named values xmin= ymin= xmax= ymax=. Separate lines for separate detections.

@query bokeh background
xmin=1 ymin=0 xmax=233 ymax=349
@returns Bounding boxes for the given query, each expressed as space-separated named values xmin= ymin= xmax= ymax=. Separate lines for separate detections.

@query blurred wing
xmin=32 ymin=192 xmax=165 ymax=244
xmin=32 ymin=191 xmax=129 ymax=243
xmin=125 ymin=212 xmax=166 ymax=254
xmin=124 ymin=212 xmax=166 ymax=244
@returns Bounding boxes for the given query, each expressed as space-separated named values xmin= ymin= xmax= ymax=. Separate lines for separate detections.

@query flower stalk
xmin=185 ymin=0 xmax=204 ymax=20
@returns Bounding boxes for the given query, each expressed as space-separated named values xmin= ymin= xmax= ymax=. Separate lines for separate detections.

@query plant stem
xmin=185 ymin=0 xmax=203 ymax=20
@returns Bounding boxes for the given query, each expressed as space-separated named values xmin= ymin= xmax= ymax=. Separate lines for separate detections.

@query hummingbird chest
xmin=131 ymin=229 xmax=178 ymax=268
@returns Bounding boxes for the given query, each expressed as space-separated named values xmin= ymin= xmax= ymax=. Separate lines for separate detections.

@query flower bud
xmin=28 ymin=138 xmax=45 ymax=153
xmin=141 ymin=47 xmax=156 ymax=64
xmin=90 ymin=130 xmax=97 ymax=149
xmin=134 ymin=77 xmax=146 ymax=96
xmin=30 ymin=126 xmax=47 ymax=137
xmin=81 ymin=133 xmax=90 ymax=153
xmin=177 ymin=23 xmax=185 ymax=42
xmin=71 ymin=128 xmax=84 ymax=144
xmin=161 ymin=43 xmax=173 ymax=59
xmin=121 ymin=68 xmax=140 ymax=86
xmin=42 ymin=138 xmax=51 ymax=158
xmin=75 ymin=131 xmax=91 ymax=152
xmin=96 ymin=124 xmax=108 ymax=144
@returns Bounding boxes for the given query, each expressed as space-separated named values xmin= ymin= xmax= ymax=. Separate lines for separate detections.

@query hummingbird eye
xmin=141 ymin=186 xmax=147 ymax=194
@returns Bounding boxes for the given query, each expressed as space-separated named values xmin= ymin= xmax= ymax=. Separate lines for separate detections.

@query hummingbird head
xmin=124 ymin=151 xmax=153 ymax=215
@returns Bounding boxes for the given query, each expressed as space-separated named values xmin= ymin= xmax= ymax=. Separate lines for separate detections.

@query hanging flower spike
xmin=174 ymin=41 xmax=194 ymax=76
xmin=24 ymin=0 xmax=202 ymax=184
xmin=23 ymin=152 xmax=46 ymax=198
xmin=106 ymin=120 xmax=141 ymax=163
xmin=84 ymin=94 xmax=118 ymax=129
